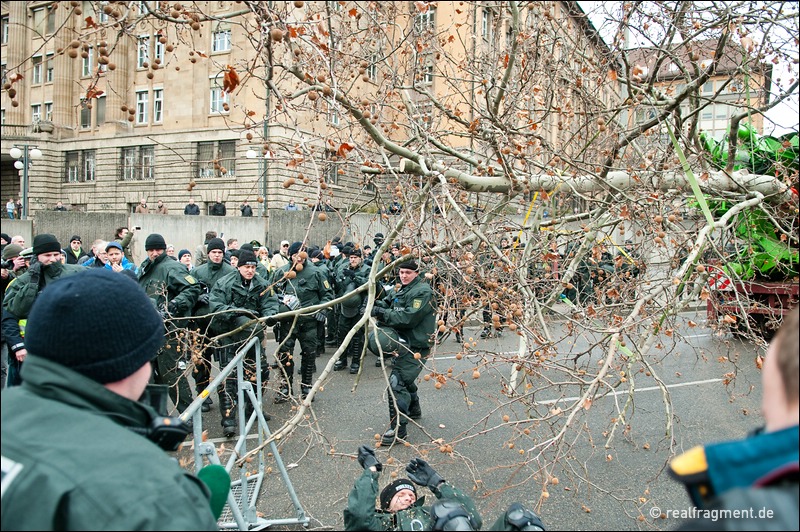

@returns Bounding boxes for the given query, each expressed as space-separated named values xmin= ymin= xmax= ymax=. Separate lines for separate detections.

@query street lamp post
xmin=9 ymin=144 xmax=43 ymax=220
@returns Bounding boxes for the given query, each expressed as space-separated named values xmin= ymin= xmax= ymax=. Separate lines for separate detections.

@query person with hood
xmin=0 ymin=269 xmax=220 ymax=530
xmin=2 ymin=234 xmax=85 ymax=386
xmin=137 ymin=233 xmax=201 ymax=414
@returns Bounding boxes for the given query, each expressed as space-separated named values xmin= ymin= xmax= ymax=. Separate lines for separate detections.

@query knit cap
xmin=380 ymin=479 xmax=417 ymax=510
xmin=238 ymin=250 xmax=258 ymax=266
xmin=144 ymin=233 xmax=167 ymax=251
xmin=25 ymin=269 xmax=164 ymax=384
xmin=206 ymin=238 xmax=226 ymax=253
xmin=32 ymin=234 xmax=61 ymax=255
xmin=288 ymin=241 xmax=304 ymax=257
xmin=178 ymin=249 xmax=192 ymax=260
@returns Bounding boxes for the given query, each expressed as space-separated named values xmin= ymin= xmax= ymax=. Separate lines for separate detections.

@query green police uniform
xmin=191 ymin=259 xmax=236 ymax=395
xmin=271 ymin=258 xmax=333 ymax=400
xmin=334 ymin=259 xmax=371 ymax=373
xmin=138 ymin=252 xmax=201 ymax=413
xmin=1 ymin=356 xmax=218 ymax=530
xmin=368 ymin=273 xmax=436 ymax=443
xmin=209 ymin=269 xmax=279 ymax=433
xmin=344 ymin=469 xmax=482 ymax=531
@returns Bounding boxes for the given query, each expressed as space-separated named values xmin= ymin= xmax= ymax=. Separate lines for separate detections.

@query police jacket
xmin=2 ymin=262 xmax=85 ymax=319
xmin=375 ymin=275 xmax=436 ymax=350
xmin=344 ymin=469 xmax=482 ymax=531
xmin=271 ymin=260 xmax=333 ymax=314
xmin=208 ymin=270 xmax=279 ymax=329
xmin=336 ymin=262 xmax=371 ymax=317
xmin=0 ymin=356 xmax=218 ymax=531
xmin=138 ymin=252 xmax=201 ymax=317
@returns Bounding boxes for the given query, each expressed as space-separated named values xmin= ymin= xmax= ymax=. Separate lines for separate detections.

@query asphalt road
xmin=180 ymin=307 xmax=765 ymax=530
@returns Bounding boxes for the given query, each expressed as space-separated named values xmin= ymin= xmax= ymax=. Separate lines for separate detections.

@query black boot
xmin=219 ymin=396 xmax=236 ymax=438
xmin=274 ymin=383 xmax=292 ymax=404
xmin=455 ymin=330 xmax=463 ymax=344
xmin=380 ymin=420 xmax=407 ymax=446
xmin=348 ymin=332 xmax=364 ymax=374
xmin=300 ymin=354 xmax=315 ymax=401
xmin=408 ymin=393 xmax=422 ymax=419
xmin=333 ymin=357 xmax=348 ymax=371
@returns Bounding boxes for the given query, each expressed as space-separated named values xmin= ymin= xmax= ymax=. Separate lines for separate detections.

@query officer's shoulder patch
xmin=185 ymin=275 xmax=197 ymax=284
xmin=412 ymin=299 xmax=422 ymax=309
xmin=323 ymin=280 xmax=331 ymax=289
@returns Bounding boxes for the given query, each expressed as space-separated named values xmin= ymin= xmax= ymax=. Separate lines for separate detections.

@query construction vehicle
xmin=701 ymin=125 xmax=799 ymax=338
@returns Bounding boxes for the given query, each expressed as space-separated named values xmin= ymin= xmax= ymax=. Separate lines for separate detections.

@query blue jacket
xmin=104 ymin=256 xmax=137 ymax=273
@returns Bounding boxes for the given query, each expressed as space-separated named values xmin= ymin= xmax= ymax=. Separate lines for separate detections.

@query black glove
xmin=343 ymin=268 xmax=355 ymax=279
xmin=314 ymin=311 xmax=326 ymax=323
xmin=406 ymin=458 xmax=444 ymax=490
xmin=371 ymin=306 xmax=386 ymax=320
xmin=197 ymin=293 xmax=210 ymax=306
xmin=265 ymin=315 xmax=277 ymax=327
xmin=28 ymin=261 xmax=42 ymax=285
xmin=357 ymin=445 xmax=382 ymax=471
xmin=167 ymin=301 xmax=179 ymax=315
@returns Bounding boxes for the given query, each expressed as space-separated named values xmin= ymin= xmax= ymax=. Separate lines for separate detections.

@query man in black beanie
xmin=2 ymin=234 xmax=84 ymax=386
xmin=344 ymin=446 xmax=483 ymax=531
xmin=368 ymin=258 xmax=436 ymax=446
xmin=209 ymin=249 xmax=279 ymax=437
xmin=190 ymin=237 xmax=234 ymax=412
xmin=138 ymin=233 xmax=201 ymax=414
xmin=0 ymin=269 xmax=219 ymax=530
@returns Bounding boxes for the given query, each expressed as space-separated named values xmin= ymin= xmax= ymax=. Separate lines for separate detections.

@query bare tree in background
xmin=4 ymin=0 xmax=797 ymax=525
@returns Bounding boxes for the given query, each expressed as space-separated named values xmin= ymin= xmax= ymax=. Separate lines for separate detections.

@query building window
xmin=415 ymin=6 xmax=435 ymax=33
xmin=81 ymin=47 xmax=94 ymax=77
xmin=46 ymin=54 xmax=54 ymax=82
xmin=195 ymin=140 xmax=236 ymax=178
xmin=325 ymin=149 xmax=341 ymax=185
xmin=1 ymin=16 xmax=8 ymax=44
xmin=153 ymin=89 xmax=163 ymax=123
xmin=482 ymin=9 xmax=494 ymax=42
xmin=136 ymin=90 xmax=148 ymax=124
xmin=210 ymin=84 xmax=229 ymax=114
xmin=80 ymin=100 xmax=91 ymax=129
xmin=44 ymin=102 xmax=52 ymax=121
xmin=137 ymin=36 xmax=150 ymax=68
xmin=329 ymin=103 xmax=340 ymax=126
xmin=120 ymin=145 xmax=155 ymax=181
xmin=33 ymin=9 xmax=46 ymax=36
xmin=154 ymin=34 xmax=165 ymax=63
xmin=96 ymin=96 xmax=106 ymax=125
xmin=368 ymin=54 xmax=379 ymax=80
xmin=31 ymin=104 xmax=42 ymax=122
xmin=47 ymin=7 xmax=56 ymax=34
xmin=65 ymin=150 xmax=96 ymax=182
xmin=212 ymin=28 xmax=231 ymax=52
xmin=32 ymin=57 xmax=43 ymax=84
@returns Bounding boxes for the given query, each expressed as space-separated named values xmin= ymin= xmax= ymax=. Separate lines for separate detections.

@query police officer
xmin=368 ymin=259 xmax=436 ymax=445
xmin=309 ymin=249 xmax=333 ymax=356
xmin=345 ymin=446 xmax=483 ymax=531
xmin=334 ymin=248 xmax=370 ymax=374
xmin=138 ymin=233 xmax=201 ymax=414
xmin=271 ymin=241 xmax=333 ymax=402
xmin=191 ymin=237 xmax=234 ymax=412
xmin=2 ymin=235 xmax=85 ymax=386
xmin=209 ymin=249 xmax=279 ymax=437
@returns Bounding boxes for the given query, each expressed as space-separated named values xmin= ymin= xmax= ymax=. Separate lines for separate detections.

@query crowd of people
xmin=1 ymin=227 xmax=796 ymax=530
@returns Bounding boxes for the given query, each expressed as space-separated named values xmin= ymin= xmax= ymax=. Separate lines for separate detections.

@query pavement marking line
xmin=536 ymin=378 xmax=723 ymax=406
